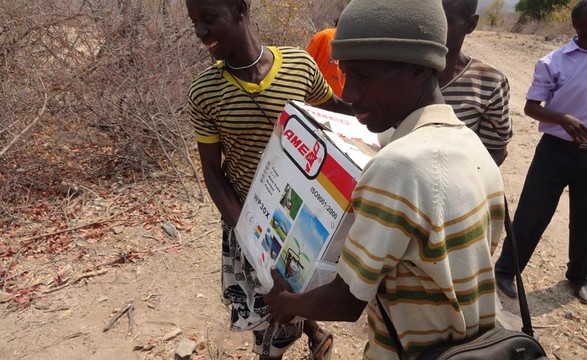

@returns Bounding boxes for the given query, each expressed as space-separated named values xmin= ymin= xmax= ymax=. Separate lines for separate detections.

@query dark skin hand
xmin=198 ymin=142 xmax=243 ymax=227
xmin=525 ymin=100 xmax=587 ymax=144
xmin=264 ymin=268 xmax=367 ymax=324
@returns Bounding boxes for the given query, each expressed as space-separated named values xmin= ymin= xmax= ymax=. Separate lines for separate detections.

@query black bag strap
xmin=376 ymin=295 xmax=404 ymax=359
xmin=375 ymin=195 xmax=535 ymax=357
xmin=503 ymin=197 xmax=535 ymax=337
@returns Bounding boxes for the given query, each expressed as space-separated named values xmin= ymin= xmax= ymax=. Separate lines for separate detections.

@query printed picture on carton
xmin=276 ymin=205 xmax=330 ymax=292
xmin=261 ymin=229 xmax=282 ymax=261
xmin=279 ymin=183 xmax=303 ymax=220
xmin=270 ymin=209 xmax=292 ymax=242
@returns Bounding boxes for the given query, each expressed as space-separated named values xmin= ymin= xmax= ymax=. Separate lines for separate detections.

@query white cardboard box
xmin=234 ymin=101 xmax=377 ymax=293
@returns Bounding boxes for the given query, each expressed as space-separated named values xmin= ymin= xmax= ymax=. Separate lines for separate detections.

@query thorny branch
xmin=42 ymin=268 xmax=108 ymax=294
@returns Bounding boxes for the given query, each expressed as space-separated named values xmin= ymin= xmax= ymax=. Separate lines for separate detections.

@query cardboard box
xmin=234 ymin=101 xmax=378 ymax=293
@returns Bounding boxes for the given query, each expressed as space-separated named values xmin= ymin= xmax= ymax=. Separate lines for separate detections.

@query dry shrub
xmin=0 ymin=0 xmax=349 ymax=229
xmin=0 ymin=0 xmax=210 ymax=211
xmin=252 ymin=0 xmax=349 ymax=47
xmin=485 ymin=0 xmax=579 ymax=38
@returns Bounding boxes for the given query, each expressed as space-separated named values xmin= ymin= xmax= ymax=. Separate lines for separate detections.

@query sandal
xmin=308 ymin=328 xmax=333 ymax=360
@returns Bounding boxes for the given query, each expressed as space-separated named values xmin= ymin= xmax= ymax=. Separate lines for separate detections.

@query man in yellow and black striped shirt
xmin=186 ymin=0 xmax=349 ymax=358
xmin=189 ymin=46 xmax=336 ymax=203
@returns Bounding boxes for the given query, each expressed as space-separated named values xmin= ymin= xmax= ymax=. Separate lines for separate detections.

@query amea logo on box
xmin=281 ymin=115 xmax=326 ymax=179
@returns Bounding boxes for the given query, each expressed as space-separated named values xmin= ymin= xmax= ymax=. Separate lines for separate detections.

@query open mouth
xmin=205 ymin=41 xmax=218 ymax=50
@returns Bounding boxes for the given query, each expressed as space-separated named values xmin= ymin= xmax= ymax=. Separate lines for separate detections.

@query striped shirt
xmin=441 ymin=58 xmax=512 ymax=151
xmin=337 ymin=105 xmax=505 ymax=359
xmin=187 ymin=46 xmax=332 ymax=201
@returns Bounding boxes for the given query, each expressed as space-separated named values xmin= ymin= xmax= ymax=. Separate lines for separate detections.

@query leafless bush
xmin=303 ymin=0 xmax=349 ymax=32
xmin=0 ymin=0 xmax=347 ymax=215
xmin=0 ymin=0 xmax=210 ymax=207
xmin=252 ymin=0 xmax=348 ymax=46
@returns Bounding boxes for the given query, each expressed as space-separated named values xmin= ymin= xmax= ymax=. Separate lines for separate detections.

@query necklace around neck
xmin=225 ymin=46 xmax=264 ymax=70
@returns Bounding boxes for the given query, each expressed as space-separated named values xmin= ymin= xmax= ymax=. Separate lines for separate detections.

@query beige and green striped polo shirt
xmin=337 ymin=105 xmax=505 ymax=359
xmin=187 ymin=46 xmax=332 ymax=201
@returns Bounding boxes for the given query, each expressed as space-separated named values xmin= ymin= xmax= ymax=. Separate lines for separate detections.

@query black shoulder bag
xmin=376 ymin=197 xmax=549 ymax=359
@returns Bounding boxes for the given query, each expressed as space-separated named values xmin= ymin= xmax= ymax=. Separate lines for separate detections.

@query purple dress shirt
xmin=526 ymin=36 xmax=587 ymax=141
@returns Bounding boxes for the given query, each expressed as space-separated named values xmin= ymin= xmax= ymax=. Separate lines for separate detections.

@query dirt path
xmin=1 ymin=31 xmax=586 ymax=360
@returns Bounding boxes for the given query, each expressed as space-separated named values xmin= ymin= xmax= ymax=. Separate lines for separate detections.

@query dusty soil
xmin=1 ymin=31 xmax=586 ymax=360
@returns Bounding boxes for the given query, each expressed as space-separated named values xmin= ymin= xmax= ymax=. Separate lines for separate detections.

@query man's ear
xmin=235 ymin=0 xmax=249 ymax=18
xmin=410 ymin=65 xmax=435 ymax=87
xmin=466 ymin=14 xmax=479 ymax=34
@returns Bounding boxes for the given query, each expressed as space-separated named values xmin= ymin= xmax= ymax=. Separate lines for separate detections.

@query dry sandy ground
xmin=1 ymin=31 xmax=586 ymax=360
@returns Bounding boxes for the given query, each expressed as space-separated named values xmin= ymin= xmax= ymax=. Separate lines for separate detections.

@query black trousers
xmin=495 ymin=134 xmax=587 ymax=285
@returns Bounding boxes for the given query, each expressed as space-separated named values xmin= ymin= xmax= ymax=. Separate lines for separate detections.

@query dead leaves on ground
xmin=1 ymin=177 xmax=209 ymax=309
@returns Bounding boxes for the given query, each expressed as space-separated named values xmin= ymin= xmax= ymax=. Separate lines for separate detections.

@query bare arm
xmin=525 ymin=100 xmax=587 ymax=143
xmin=484 ymin=76 xmax=511 ymax=166
xmin=264 ymin=269 xmax=367 ymax=324
xmin=198 ymin=142 xmax=243 ymax=227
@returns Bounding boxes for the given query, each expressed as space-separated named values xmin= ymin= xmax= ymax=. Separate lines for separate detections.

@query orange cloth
xmin=306 ymin=28 xmax=345 ymax=97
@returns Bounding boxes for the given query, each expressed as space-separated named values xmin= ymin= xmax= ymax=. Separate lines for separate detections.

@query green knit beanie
xmin=331 ymin=0 xmax=448 ymax=71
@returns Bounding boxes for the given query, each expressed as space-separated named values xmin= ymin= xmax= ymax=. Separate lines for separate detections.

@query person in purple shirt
xmin=495 ymin=0 xmax=587 ymax=304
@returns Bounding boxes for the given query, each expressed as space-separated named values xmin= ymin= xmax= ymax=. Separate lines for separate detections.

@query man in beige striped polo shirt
xmin=264 ymin=0 xmax=505 ymax=358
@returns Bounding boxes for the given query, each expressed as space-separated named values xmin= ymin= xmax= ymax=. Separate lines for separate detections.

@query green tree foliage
xmin=484 ymin=0 xmax=506 ymax=26
xmin=515 ymin=0 xmax=571 ymax=20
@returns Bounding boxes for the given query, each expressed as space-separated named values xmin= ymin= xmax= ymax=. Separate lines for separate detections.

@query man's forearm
xmin=202 ymin=169 xmax=243 ymax=227
xmin=266 ymin=273 xmax=367 ymax=323
xmin=293 ymin=279 xmax=366 ymax=322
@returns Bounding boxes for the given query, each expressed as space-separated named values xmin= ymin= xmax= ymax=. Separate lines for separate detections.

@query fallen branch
xmin=103 ymin=302 xmax=134 ymax=336
xmin=127 ymin=304 xmax=134 ymax=337
xmin=19 ymin=219 xmax=115 ymax=244
xmin=533 ymin=324 xmax=559 ymax=329
xmin=151 ymin=229 xmax=214 ymax=252
xmin=17 ymin=201 xmax=143 ymax=244
xmin=43 ymin=269 xmax=108 ymax=294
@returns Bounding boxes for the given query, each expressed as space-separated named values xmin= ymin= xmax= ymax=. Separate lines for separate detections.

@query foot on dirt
xmin=572 ymin=282 xmax=587 ymax=304
xmin=308 ymin=327 xmax=333 ymax=360
xmin=496 ymin=276 xmax=517 ymax=298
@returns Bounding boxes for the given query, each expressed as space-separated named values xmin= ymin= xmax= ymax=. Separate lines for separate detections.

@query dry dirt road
xmin=1 ymin=30 xmax=586 ymax=360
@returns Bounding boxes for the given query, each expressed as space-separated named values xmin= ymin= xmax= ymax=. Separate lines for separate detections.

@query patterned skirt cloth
xmin=221 ymin=221 xmax=303 ymax=357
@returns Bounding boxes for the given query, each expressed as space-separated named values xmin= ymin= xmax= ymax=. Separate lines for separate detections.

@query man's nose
xmin=195 ymin=23 xmax=207 ymax=39
xmin=341 ymin=82 xmax=359 ymax=104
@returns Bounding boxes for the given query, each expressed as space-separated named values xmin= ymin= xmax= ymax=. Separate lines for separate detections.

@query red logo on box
xmin=281 ymin=115 xmax=326 ymax=179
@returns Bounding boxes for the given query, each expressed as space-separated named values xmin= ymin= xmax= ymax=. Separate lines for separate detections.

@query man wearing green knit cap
xmin=265 ymin=0 xmax=505 ymax=358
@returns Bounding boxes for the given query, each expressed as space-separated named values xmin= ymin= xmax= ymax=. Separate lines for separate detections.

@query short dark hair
xmin=572 ymin=0 xmax=587 ymax=20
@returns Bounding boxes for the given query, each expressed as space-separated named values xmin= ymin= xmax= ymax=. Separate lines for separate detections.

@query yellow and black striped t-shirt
xmin=187 ymin=46 xmax=332 ymax=201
